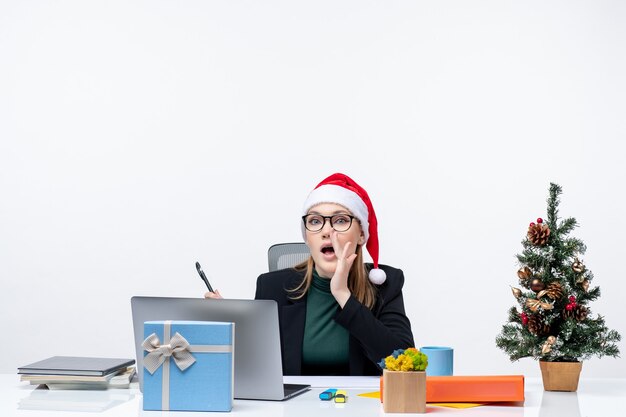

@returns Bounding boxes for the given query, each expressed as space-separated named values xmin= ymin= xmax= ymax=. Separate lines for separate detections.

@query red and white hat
xmin=301 ymin=173 xmax=386 ymax=284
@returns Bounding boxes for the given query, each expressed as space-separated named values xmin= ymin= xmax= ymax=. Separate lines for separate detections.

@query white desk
xmin=1 ymin=374 xmax=625 ymax=417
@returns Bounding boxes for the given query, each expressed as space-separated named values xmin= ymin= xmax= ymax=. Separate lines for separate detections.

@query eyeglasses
xmin=302 ymin=214 xmax=355 ymax=233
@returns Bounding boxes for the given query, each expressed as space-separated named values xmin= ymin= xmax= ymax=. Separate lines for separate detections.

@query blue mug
xmin=420 ymin=346 xmax=453 ymax=376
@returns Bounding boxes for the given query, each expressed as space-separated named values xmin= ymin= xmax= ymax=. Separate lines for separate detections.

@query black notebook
xmin=18 ymin=356 xmax=135 ymax=376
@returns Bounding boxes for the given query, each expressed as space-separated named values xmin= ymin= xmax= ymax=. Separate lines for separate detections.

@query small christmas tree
xmin=496 ymin=183 xmax=620 ymax=362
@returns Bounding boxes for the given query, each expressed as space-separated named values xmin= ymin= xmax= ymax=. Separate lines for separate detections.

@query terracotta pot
xmin=382 ymin=370 xmax=426 ymax=413
xmin=539 ymin=360 xmax=582 ymax=392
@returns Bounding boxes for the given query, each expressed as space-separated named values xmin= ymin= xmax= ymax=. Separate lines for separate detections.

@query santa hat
xmin=301 ymin=173 xmax=386 ymax=284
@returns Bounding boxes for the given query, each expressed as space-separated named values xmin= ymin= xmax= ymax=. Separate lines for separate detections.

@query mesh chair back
xmin=268 ymin=243 xmax=310 ymax=272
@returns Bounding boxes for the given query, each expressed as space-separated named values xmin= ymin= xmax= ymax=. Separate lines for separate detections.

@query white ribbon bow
xmin=142 ymin=332 xmax=196 ymax=374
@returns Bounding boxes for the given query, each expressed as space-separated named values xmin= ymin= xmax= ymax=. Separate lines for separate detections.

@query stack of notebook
xmin=18 ymin=356 xmax=136 ymax=390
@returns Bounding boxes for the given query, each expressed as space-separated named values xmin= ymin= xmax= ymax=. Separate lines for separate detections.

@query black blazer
xmin=254 ymin=264 xmax=415 ymax=376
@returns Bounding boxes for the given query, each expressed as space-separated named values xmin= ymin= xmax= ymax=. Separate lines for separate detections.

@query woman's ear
xmin=358 ymin=231 xmax=366 ymax=246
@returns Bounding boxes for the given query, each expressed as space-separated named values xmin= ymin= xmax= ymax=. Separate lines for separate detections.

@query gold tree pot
xmin=539 ymin=360 xmax=583 ymax=392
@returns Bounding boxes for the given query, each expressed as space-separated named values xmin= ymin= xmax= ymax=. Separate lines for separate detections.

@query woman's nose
xmin=321 ymin=219 xmax=333 ymax=237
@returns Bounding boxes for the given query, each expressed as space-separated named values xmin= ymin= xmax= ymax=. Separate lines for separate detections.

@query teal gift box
xmin=142 ymin=320 xmax=234 ymax=412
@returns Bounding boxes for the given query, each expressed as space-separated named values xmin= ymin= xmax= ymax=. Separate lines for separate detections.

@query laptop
xmin=130 ymin=296 xmax=310 ymax=401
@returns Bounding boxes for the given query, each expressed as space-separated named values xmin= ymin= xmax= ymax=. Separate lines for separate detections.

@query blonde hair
xmin=289 ymin=245 xmax=377 ymax=309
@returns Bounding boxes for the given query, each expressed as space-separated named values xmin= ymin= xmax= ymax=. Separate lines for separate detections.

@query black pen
xmin=195 ymin=262 xmax=214 ymax=293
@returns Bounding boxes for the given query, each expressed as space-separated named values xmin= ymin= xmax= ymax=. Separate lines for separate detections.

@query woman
xmin=207 ymin=173 xmax=414 ymax=375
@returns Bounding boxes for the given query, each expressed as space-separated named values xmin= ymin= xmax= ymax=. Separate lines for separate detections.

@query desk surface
xmin=1 ymin=374 xmax=625 ymax=417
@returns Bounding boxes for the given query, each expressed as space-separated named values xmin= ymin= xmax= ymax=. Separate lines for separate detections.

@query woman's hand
xmin=204 ymin=289 xmax=223 ymax=299
xmin=330 ymin=230 xmax=356 ymax=308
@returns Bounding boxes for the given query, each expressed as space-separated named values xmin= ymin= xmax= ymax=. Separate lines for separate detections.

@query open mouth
xmin=321 ymin=246 xmax=335 ymax=255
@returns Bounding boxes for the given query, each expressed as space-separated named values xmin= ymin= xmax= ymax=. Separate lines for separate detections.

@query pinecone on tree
xmin=527 ymin=223 xmax=550 ymax=246
xmin=575 ymin=306 xmax=589 ymax=321
xmin=563 ymin=305 xmax=589 ymax=322
xmin=527 ymin=314 xmax=550 ymax=336
xmin=544 ymin=282 xmax=564 ymax=300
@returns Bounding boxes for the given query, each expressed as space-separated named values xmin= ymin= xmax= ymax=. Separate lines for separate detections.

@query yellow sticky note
xmin=358 ymin=391 xmax=381 ymax=399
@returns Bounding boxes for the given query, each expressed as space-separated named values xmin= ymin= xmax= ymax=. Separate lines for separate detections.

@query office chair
xmin=268 ymin=243 xmax=310 ymax=272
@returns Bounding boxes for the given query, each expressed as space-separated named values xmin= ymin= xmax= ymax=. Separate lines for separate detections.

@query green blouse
xmin=301 ymin=271 xmax=350 ymax=375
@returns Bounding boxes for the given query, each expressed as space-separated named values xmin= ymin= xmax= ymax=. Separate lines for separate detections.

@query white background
xmin=1 ymin=0 xmax=624 ymax=378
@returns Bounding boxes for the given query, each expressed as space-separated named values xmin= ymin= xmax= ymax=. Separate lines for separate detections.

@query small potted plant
xmin=496 ymin=183 xmax=621 ymax=391
xmin=379 ymin=348 xmax=428 ymax=413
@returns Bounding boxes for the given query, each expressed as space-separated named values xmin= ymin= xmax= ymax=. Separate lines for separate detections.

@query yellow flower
xmin=385 ymin=356 xmax=400 ymax=371
xmin=398 ymin=355 xmax=414 ymax=372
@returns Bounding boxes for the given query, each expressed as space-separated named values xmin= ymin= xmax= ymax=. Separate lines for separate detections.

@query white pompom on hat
xmin=301 ymin=173 xmax=386 ymax=284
